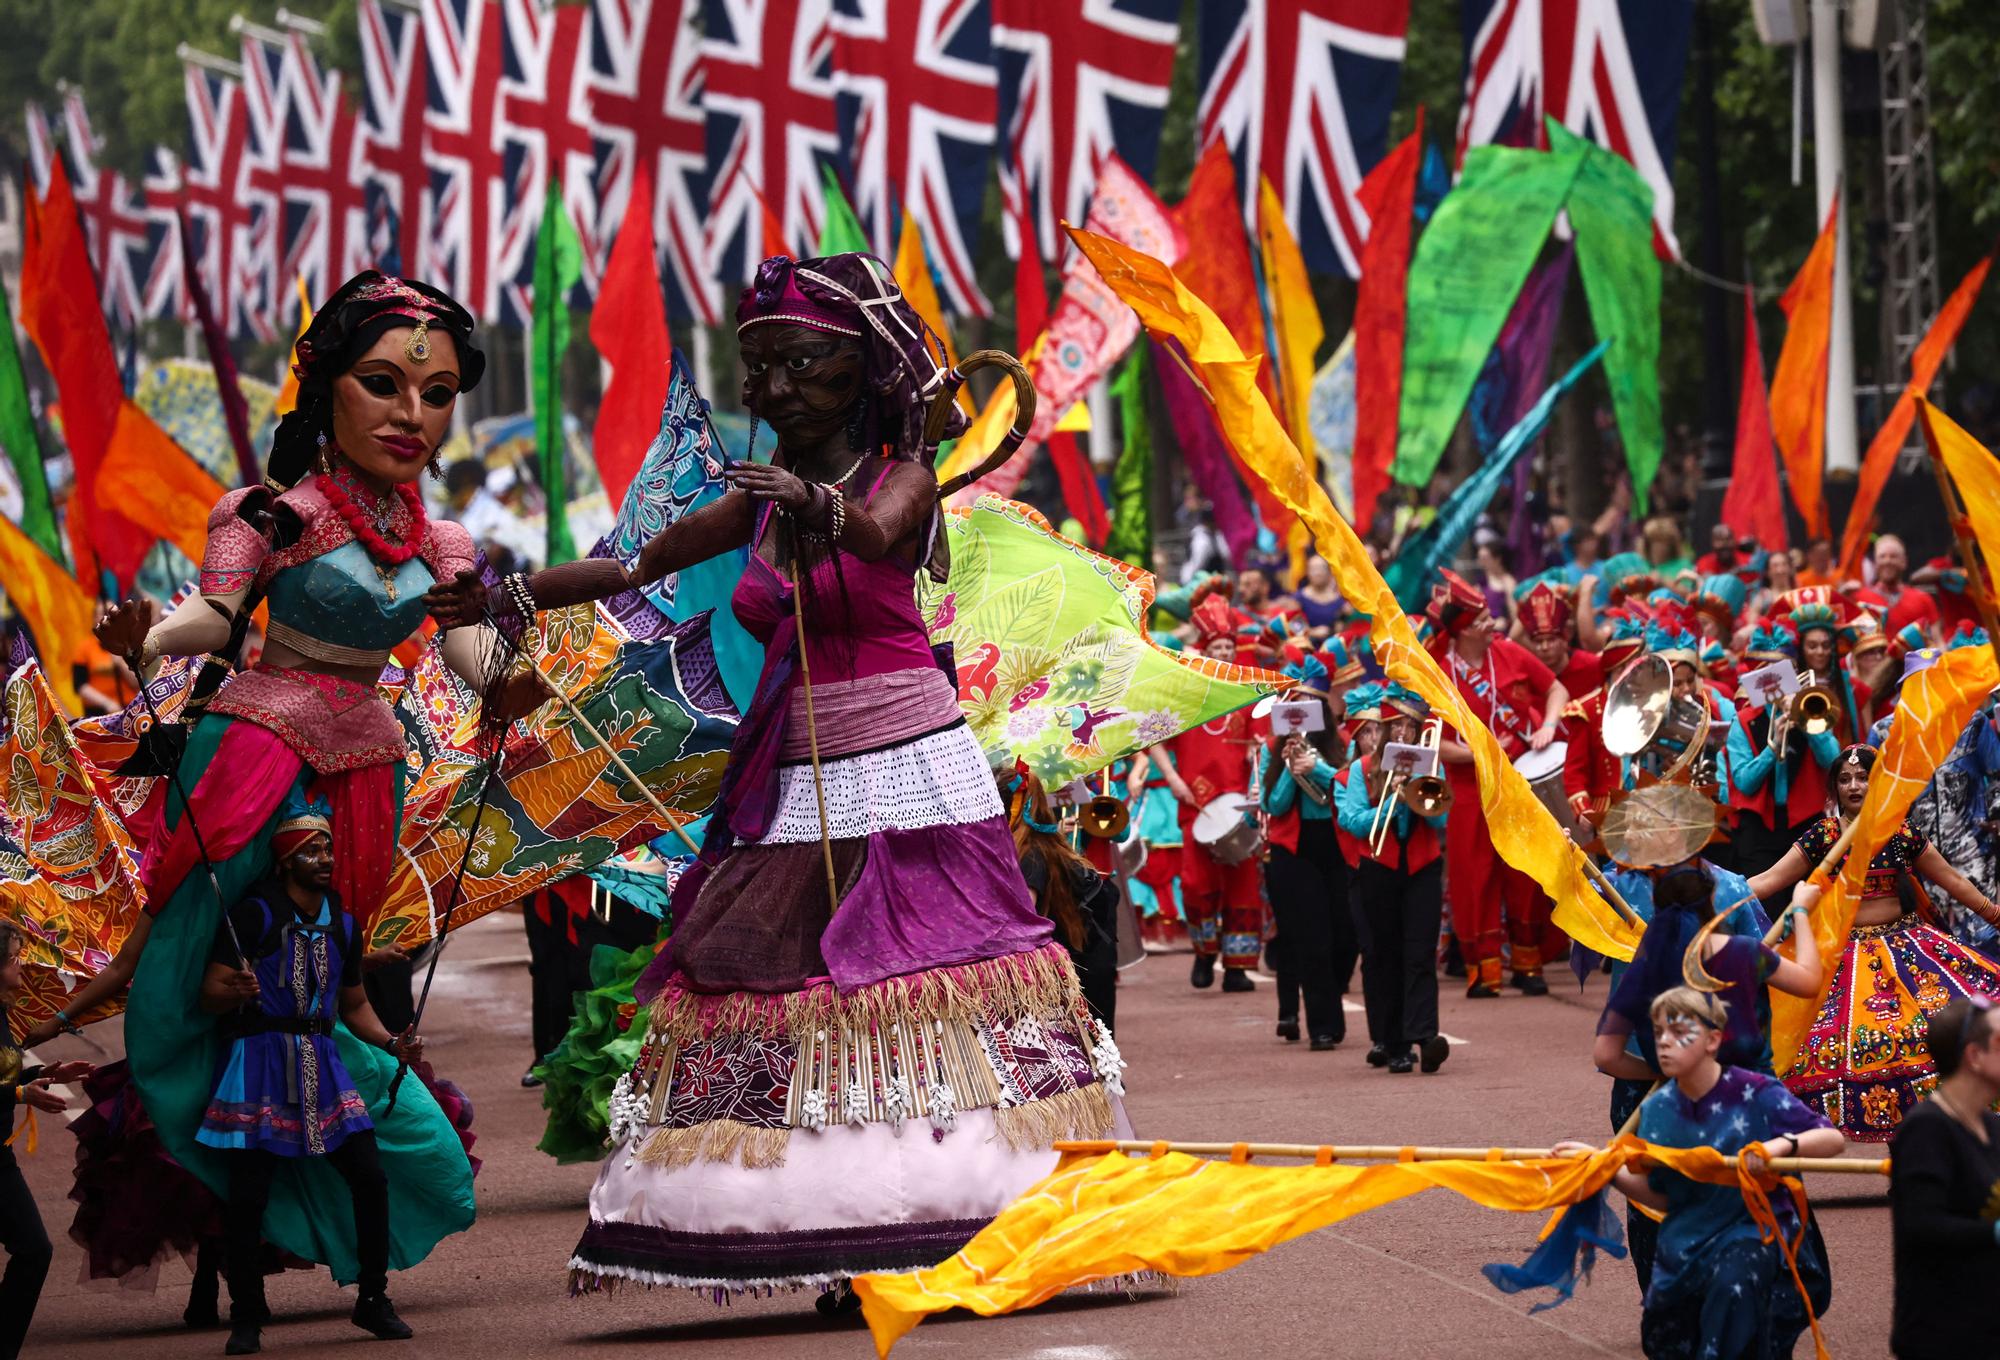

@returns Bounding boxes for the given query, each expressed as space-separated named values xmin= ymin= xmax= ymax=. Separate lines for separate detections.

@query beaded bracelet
xmin=827 ymin=486 xmax=846 ymax=542
xmin=53 ymin=1009 xmax=81 ymax=1037
xmin=502 ymin=572 xmax=537 ymax=619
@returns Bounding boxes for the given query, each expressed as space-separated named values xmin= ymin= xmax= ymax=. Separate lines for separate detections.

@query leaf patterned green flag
xmin=1103 ymin=346 xmax=1153 ymax=567
xmin=534 ymin=179 xmax=584 ymax=565
xmin=0 ymin=277 xmax=60 ymax=563
xmin=920 ymin=497 xmax=1289 ymax=789
xmin=1552 ymin=120 xmax=1664 ymax=515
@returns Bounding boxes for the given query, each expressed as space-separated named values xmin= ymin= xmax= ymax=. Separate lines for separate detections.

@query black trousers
xmin=225 ymin=1131 xmax=388 ymax=1316
xmin=524 ymin=890 xmax=657 ymax=1065
xmin=1356 ymin=859 xmax=1443 ymax=1049
xmin=0 ymin=1151 xmax=51 ymax=1360
xmin=1609 ymin=1077 xmax=1659 ymax=1294
xmin=365 ymin=955 xmax=416 ymax=1034
xmin=1267 ymin=821 xmax=1355 ymax=1042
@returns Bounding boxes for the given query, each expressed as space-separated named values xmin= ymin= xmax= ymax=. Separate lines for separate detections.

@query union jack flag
xmin=702 ymin=0 xmax=840 ymax=292
xmin=279 ymin=33 xmax=374 ymax=316
xmin=495 ymin=0 xmax=601 ymax=322
xmin=423 ymin=0 xmax=510 ymax=321
xmin=830 ymin=0 xmax=997 ymax=317
xmin=993 ymin=0 xmax=1180 ymax=266
xmin=180 ymin=61 xmax=267 ymax=339
xmin=1197 ymin=0 xmax=1409 ymax=278
xmin=237 ymin=31 xmax=296 ymax=338
xmin=48 ymin=92 xmax=161 ymax=332
xmin=140 ymin=148 xmax=188 ymax=322
xmin=358 ymin=0 xmax=433 ymax=277
xmin=23 ymin=102 xmax=55 ymax=193
xmin=1458 ymin=0 xmax=1692 ymax=258
xmin=586 ymin=0 xmax=720 ymax=325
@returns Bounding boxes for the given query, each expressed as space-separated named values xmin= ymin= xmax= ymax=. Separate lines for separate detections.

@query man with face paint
xmin=1157 ymin=595 xmax=1268 ymax=990
xmin=1751 ymin=744 xmax=2000 ymax=1141
xmin=1559 ymin=986 xmax=1844 ymax=1359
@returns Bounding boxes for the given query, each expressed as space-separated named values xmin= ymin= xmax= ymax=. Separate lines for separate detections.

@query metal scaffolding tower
xmin=1878 ymin=0 xmax=1941 ymax=466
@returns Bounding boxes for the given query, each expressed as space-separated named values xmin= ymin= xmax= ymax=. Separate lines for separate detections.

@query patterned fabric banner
xmin=919 ymin=497 xmax=1287 ymax=790
xmin=1307 ymin=332 xmax=1356 ymax=521
xmin=133 ymin=359 xmax=280 ymax=488
xmin=0 ymin=663 xmax=147 ymax=1039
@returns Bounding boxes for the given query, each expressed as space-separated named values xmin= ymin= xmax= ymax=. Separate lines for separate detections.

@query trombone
xmin=1368 ymin=718 xmax=1453 ymax=856
xmin=1777 ymin=670 xmax=1839 ymax=759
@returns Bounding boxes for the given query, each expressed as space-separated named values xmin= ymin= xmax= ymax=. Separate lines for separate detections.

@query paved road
xmin=20 ymin=913 xmax=1892 ymax=1358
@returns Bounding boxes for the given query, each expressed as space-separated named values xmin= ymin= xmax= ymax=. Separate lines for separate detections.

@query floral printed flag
xmin=919 ymin=497 xmax=1288 ymax=789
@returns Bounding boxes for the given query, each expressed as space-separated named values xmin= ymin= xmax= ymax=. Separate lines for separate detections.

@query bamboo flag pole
xmin=1577 ymin=853 xmax=1645 ymax=930
xmin=1761 ymin=815 xmax=1861 ymax=947
xmin=1052 ymin=1139 xmax=1889 ymax=1176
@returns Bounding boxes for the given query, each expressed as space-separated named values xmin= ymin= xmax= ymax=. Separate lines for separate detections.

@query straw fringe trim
xmin=992 ymin=1083 xmax=1116 ymax=1150
xmin=646 ymin=942 xmax=1082 ymax=1048
xmin=634 ymin=1120 xmax=791 ymax=1171
xmin=566 ymin=1256 xmax=1174 ymax=1302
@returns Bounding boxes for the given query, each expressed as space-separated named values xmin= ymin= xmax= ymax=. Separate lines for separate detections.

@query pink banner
xmin=958 ymin=155 xmax=1185 ymax=505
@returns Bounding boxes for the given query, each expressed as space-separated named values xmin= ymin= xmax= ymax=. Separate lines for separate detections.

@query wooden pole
xmin=789 ymin=545 xmax=841 ymax=913
xmin=1577 ymin=853 xmax=1646 ymax=930
xmin=521 ymin=638 xmax=702 ymax=856
xmin=1051 ymin=1139 xmax=1889 ymax=1176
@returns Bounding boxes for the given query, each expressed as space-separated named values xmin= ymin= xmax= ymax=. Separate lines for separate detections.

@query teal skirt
xmin=124 ymin=714 xmax=475 ymax=1283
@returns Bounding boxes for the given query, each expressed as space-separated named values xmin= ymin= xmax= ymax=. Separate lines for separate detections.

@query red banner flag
xmin=1768 ymin=198 xmax=1839 ymax=540
xmin=1834 ymin=253 xmax=1993 ymax=581
xmin=1176 ymin=141 xmax=1293 ymax=539
xmin=1719 ymin=285 xmax=1787 ymax=551
xmin=590 ymin=167 xmax=673 ymax=506
xmin=1351 ymin=112 xmax=1423 ymax=538
xmin=19 ymin=160 xmax=151 ymax=589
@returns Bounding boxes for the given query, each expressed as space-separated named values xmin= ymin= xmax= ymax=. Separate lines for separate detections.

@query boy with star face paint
xmin=1560 ymin=987 xmax=1844 ymax=1360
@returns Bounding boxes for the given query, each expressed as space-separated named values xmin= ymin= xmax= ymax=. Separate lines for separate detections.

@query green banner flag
xmin=1104 ymin=345 xmax=1153 ymax=567
xmin=818 ymin=166 xmax=870 ymax=256
xmin=0 ymin=278 xmax=61 ymax=565
xmin=1553 ymin=121 xmax=1665 ymax=515
xmin=1393 ymin=141 xmax=1584 ymax=489
xmin=533 ymin=180 xmax=583 ymax=566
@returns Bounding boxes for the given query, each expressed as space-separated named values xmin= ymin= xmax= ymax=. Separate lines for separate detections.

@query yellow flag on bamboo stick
xmin=1920 ymin=395 xmax=2000 ymax=582
xmin=1061 ymin=226 xmax=1639 ymax=960
xmin=94 ymin=400 xmax=228 ymax=566
xmin=1770 ymin=641 xmax=2000 ymax=1073
xmin=892 ymin=212 xmax=971 ymax=416
xmin=854 ymin=1141 xmax=1800 ymax=1356
xmin=0 ymin=511 xmax=94 ymax=713
xmin=274 ymin=274 xmax=313 ymax=416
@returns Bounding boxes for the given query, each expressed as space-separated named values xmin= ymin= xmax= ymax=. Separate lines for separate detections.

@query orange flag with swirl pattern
xmin=1060 ymin=226 xmax=1640 ymax=962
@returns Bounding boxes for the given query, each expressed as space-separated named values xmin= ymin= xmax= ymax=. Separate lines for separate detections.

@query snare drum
xmin=1513 ymin=741 xmax=1583 ymax=839
xmin=1192 ymin=793 xmax=1264 ymax=866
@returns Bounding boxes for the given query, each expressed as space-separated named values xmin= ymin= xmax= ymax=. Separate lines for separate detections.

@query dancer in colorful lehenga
xmin=430 ymin=253 xmax=1125 ymax=1302
xmin=1750 ymin=744 xmax=2000 ymax=1140
xmin=75 ymin=271 xmax=493 ymax=1334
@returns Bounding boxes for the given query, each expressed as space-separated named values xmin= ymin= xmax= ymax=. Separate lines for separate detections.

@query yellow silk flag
xmin=1064 ymin=226 xmax=1638 ymax=960
xmin=1255 ymin=175 xmax=1324 ymax=581
xmin=1769 ymin=199 xmax=1839 ymax=541
xmin=1770 ymin=639 xmax=2000 ymax=1073
xmin=854 ymin=1140 xmax=1813 ymax=1355
xmin=274 ymin=274 xmax=313 ymax=416
xmin=892 ymin=212 xmax=971 ymax=417
xmin=1920 ymin=395 xmax=2000 ymax=584
xmin=94 ymin=400 xmax=229 ymax=566
xmin=0 ymin=512 xmax=93 ymax=713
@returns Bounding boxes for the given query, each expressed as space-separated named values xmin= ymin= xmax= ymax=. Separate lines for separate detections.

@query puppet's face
xmin=331 ymin=328 xmax=462 ymax=486
xmin=740 ymin=324 xmax=865 ymax=448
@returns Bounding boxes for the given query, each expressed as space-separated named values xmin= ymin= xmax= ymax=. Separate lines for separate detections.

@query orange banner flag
xmin=1768 ymin=198 xmax=1840 ymax=541
xmin=1919 ymin=396 xmax=2000 ymax=628
xmin=1061 ymin=225 xmax=1639 ymax=962
xmin=854 ymin=1140 xmax=1810 ymax=1356
xmin=891 ymin=210 xmax=971 ymax=416
xmin=1770 ymin=639 xmax=2000 ymax=1073
xmin=93 ymin=401 xmax=229 ymax=567
xmin=20 ymin=159 xmax=154 ymax=589
xmin=1835 ymin=255 xmax=1992 ymax=581
xmin=274 ymin=275 xmax=313 ymax=417
xmin=0 ymin=512 xmax=94 ymax=713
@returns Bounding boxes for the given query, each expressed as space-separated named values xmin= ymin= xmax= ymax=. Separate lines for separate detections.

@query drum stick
xmin=1577 ymin=854 xmax=1645 ymax=931
xmin=1051 ymin=1139 xmax=1890 ymax=1175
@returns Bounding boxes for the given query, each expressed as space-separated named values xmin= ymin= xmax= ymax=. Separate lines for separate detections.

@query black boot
xmin=1276 ymin=1016 xmax=1300 ymax=1042
xmin=1510 ymin=971 xmax=1549 ymax=997
xmin=1385 ymin=1047 xmax=1416 ymax=1074
xmin=1221 ymin=968 xmax=1256 ymax=993
xmin=352 ymin=1292 xmax=413 ymax=1341
xmin=1365 ymin=1042 xmax=1391 ymax=1068
xmin=1190 ymin=954 xmax=1217 ymax=989
xmin=225 ymin=1318 xmax=261 ymax=1355
xmin=185 ymin=1244 xmax=222 ymax=1328
xmin=1419 ymin=1034 xmax=1451 ymax=1074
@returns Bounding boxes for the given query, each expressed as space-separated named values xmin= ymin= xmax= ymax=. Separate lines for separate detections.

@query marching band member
xmin=1727 ymin=621 xmax=1838 ymax=905
xmin=1429 ymin=571 xmax=1568 ymax=997
xmin=1336 ymin=683 xmax=1450 ymax=1074
xmin=1789 ymin=600 xmax=1867 ymax=742
xmin=1520 ymin=580 xmax=1603 ymax=697
xmin=1560 ymin=616 xmax=1647 ymax=832
xmin=1258 ymin=656 xmax=1352 ymax=1049
xmin=1157 ymin=596 xmax=1266 ymax=991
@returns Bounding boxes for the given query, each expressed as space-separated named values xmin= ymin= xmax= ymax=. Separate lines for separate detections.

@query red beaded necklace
xmin=320 ymin=461 xmax=428 ymax=568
